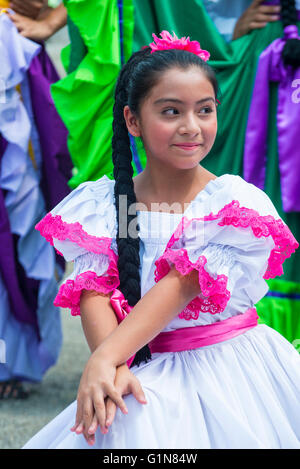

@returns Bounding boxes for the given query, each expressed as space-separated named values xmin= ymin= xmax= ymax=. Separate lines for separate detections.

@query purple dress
xmin=0 ymin=13 xmax=72 ymax=382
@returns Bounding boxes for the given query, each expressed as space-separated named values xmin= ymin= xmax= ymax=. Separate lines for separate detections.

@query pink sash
xmin=149 ymin=308 xmax=258 ymax=353
xmin=110 ymin=289 xmax=258 ymax=361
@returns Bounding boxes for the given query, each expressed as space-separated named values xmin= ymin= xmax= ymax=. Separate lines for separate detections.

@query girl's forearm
xmin=80 ymin=291 xmax=120 ymax=353
xmin=96 ymin=267 xmax=201 ymax=366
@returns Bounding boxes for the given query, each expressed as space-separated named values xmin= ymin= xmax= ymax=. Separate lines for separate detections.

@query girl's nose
xmin=178 ymin=115 xmax=200 ymax=135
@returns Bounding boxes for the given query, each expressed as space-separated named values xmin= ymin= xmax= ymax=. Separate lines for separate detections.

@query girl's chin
xmin=175 ymin=155 xmax=206 ymax=169
xmin=150 ymin=152 xmax=207 ymax=170
xmin=171 ymin=161 xmax=202 ymax=171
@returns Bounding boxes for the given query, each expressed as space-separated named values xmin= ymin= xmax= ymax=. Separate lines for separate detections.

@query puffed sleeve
xmin=154 ymin=176 xmax=299 ymax=320
xmin=35 ymin=176 xmax=120 ymax=316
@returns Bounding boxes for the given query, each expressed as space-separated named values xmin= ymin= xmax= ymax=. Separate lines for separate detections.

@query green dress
xmin=51 ymin=0 xmax=300 ymax=351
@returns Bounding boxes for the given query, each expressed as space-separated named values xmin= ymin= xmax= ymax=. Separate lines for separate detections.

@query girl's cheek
xmin=153 ymin=123 xmax=173 ymax=140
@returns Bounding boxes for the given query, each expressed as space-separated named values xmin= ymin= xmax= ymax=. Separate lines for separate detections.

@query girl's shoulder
xmin=51 ymin=174 xmax=116 ymax=227
xmin=197 ymin=173 xmax=281 ymax=220
xmin=35 ymin=175 xmax=117 ymax=261
xmin=52 ymin=175 xmax=115 ymax=213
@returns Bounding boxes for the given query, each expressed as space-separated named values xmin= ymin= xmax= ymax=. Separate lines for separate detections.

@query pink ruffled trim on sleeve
xmin=35 ymin=213 xmax=121 ymax=316
xmin=155 ymin=200 xmax=299 ymax=320
xmin=206 ymin=200 xmax=299 ymax=279
xmin=154 ymin=249 xmax=230 ymax=320
xmin=166 ymin=200 xmax=299 ymax=280
xmin=35 ymin=213 xmax=116 ymax=262
xmin=54 ymin=269 xmax=120 ymax=316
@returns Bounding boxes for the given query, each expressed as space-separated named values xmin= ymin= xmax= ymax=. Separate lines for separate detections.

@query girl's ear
xmin=123 ymin=105 xmax=141 ymax=137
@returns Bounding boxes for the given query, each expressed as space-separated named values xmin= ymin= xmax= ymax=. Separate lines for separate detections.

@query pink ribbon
xmin=149 ymin=308 xmax=258 ymax=353
xmin=110 ymin=289 xmax=135 ymax=368
xmin=110 ymin=290 xmax=258 ymax=361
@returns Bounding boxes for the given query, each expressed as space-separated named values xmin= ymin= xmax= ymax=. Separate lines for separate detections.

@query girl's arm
xmin=80 ymin=291 xmax=119 ymax=353
xmin=72 ymin=291 xmax=147 ymax=445
xmin=99 ymin=267 xmax=200 ymax=365
xmin=77 ymin=267 xmax=201 ymax=433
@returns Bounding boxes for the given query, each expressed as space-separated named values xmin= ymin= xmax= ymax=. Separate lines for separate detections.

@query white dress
xmin=23 ymin=174 xmax=300 ymax=449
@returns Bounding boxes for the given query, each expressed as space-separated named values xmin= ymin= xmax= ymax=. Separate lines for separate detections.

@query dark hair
xmin=280 ymin=0 xmax=300 ymax=67
xmin=112 ymin=47 xmax=219 ymax=367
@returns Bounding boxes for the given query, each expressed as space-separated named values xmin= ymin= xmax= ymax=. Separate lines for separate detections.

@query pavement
xmin=1 ymin=307 xmax=90 ymax=449
xmin=0 ymin=26 xmax=90 ymax=450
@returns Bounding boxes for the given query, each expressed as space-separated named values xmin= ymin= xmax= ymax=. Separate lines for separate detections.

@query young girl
xmin=23 ymin=31 xmax=300 ymax=449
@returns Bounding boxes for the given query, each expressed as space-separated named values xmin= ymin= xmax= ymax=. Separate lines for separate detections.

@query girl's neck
xmin=133 ymin=165 xmax=216 ymax=210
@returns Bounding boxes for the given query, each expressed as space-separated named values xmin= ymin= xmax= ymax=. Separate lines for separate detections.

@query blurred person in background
xmin=0 ymin=0 xmax=72 ymax=399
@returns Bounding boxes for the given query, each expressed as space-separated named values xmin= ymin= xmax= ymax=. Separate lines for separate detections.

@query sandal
xmin=0 ymin=380 xmax=29 ymax=400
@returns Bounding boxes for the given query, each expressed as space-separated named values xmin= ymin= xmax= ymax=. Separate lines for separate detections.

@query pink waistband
xmin=149 ymin=308 xmax=259 ymax=353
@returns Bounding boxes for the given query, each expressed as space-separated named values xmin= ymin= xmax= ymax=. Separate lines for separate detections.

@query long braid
xmin=111 ymin=46 xmax=218 ymax=367
xmin=112 ymin=50 xmax=152 ymax=367
xmin=280 ymin=0 xmax=300 ymax=67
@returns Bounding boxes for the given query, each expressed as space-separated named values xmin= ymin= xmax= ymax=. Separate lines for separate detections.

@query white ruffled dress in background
xmin=24 ymin=174 xmax=300 ymax=449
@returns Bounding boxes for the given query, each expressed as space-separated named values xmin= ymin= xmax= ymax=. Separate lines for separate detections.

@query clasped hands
xmin=71 ymin=266 xmax=201 ymax=446
xmin=70 ymin=348 xmax=147 ymax=447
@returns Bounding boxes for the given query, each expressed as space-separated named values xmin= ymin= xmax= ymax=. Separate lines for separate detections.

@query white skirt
xmin=23 ymin=325 xmax=300 ymax=449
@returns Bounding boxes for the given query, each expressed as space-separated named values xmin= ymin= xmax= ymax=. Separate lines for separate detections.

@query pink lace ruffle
xmin=166 ymin=200 xmax=299 ymax=280
xmin=155 ymin=200 xmax=298 ymax=320
xmin=210 ymin=201 xmax=299 ymax=279
xmin=54 ymin=269 xmax=120 ymax=316
xmin=154 ymin=249 xmax=230 ymax=319
xmin=36 ymin=213 xmax=120 ymax=315
xmin=35 ymin=213 xmax=116 ymax=262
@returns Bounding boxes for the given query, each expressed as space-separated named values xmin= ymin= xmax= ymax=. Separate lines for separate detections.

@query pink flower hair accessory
xmin=148 ymin=30 xmax=210 ymax=62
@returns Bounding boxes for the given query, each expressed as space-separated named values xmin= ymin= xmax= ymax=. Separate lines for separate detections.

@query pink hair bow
xmin=149 ymin=30 xmax=210 ymax=62
xmin=110 ymin=289 xmax=135 ymax=368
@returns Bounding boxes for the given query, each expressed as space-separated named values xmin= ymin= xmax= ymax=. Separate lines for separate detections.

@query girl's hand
xmin=232 ymin=0 xmax=281 ymax=40
xmin=10 ymin=0 xmax=47 ymax=19
xmin=7 ymin=13 xmax=53 ymax=42
xmin=105 ymin=365 xmax=147 ymax=430
xmin=70 ymin=351 xmax=129 ymax=446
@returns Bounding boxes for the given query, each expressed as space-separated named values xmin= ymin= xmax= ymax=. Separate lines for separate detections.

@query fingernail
xmin=106 ymin=419 xmax=110 ymax=426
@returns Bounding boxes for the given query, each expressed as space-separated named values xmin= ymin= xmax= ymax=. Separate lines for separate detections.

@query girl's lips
xmin=174 ymin=143 xmax=202 ymax=150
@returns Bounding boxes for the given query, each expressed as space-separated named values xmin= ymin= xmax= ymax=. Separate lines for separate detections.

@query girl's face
xmin=124 ymin=66 xmax=218 ymax=171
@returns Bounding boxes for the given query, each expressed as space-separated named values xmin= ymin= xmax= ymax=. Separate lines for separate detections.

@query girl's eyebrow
xmin=153 ymin=97 xmax=215 ymax=105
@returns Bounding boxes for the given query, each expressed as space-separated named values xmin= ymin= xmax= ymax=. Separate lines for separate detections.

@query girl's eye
xmin=162 ymin=108 xmax=179 ymax=115
xmin=199 ymin=107 xmax=213 ymax=114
